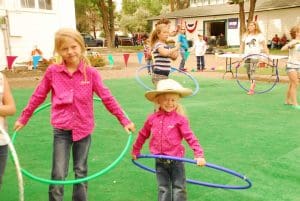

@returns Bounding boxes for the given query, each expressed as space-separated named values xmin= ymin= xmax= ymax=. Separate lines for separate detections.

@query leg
xmin=72 ymin=135 xmax=91 ymax=201
xmin=286 ymin=70 xmax=299 ymax=106
xmin=200 ymin=56 xmax=205 ymax=70
xmin=247 ymin=58 xmax=258 ymax=95
xmin=179 ymin=48 xmax=186 ymax=70
xmin=196 ymin=56 xmax=200 ymax=70
xmin=156 ymin=159 xmax=171 ymax=201
xmin=171 ymin=161 xmax=187 ymax=201
xmin=0 ymin=145 xmax=8 ymax=190
xmin=49 ymin=128 xmax=72 ymax=201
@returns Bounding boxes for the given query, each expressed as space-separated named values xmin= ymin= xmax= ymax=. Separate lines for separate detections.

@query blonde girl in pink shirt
xmin=132 ymin=79 xmax=205 ymax=201
xmin=14 ymin=28 xmax=135 ymax=201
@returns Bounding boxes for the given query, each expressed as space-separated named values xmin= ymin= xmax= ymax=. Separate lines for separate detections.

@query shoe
xmin=247 ymin=89 xmax=255 ymax=95
xmin=292 ymin=105 xmax=300 ymax=110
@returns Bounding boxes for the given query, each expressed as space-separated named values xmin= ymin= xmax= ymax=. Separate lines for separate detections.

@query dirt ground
xmin=3 ymin=50 xmax=289 ymax=89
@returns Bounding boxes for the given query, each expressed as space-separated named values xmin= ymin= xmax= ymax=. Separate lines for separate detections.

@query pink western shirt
xmin=132 ymin=110 xmax=204 ymax=158
xmin=18 ymin=62 xmax=130 ymax=141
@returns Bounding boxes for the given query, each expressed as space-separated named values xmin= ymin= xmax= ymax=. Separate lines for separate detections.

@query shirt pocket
xmin=55 ymin=91 xmax=74 ymax=105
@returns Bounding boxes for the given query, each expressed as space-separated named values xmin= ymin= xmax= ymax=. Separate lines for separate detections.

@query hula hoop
xmin=132 ymin=154 xmax=252 ymax=190
xmin=0 ymin=127 xmax=24 ymax=201
xmin=12 ymin=98 xmax=133 ymax=185
xmin=135 ymin=65 xmax=200 ymax=96
xmin=235 ymin=53 xmax=279 ymax=94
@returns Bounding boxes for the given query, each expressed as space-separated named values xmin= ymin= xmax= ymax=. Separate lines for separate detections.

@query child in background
xmin=0 ymin=72 xmax=16 ymax=190
xmin=240 ymin=21 xmax=269 ymax=95
xmin=14 ymin=28 xmax=135 ymax=201
xmin=281 ymin=24 xmax=300 ymax=109
xmin=177 ymin=25 xmax=189 ymax=71
xmin=150 ymin=24 xmax=180 ymax=86
xmin=191 ymin=34 xmax=207 ymax=71
xmin=132 ymin=79 xmax=206 ymax=201
xmin=143 ymin=38 xmax=153 ymax=74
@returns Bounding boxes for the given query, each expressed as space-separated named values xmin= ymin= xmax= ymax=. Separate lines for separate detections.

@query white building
xmin=0 ymin=0 xmax=76 ymax=70
xmin=150 ymin=0 xmax=300 ymax=47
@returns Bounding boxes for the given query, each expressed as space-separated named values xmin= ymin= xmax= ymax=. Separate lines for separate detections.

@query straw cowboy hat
xmin=145 ymin=79 xmax=192 ymax=102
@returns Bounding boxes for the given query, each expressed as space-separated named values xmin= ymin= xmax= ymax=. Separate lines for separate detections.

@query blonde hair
xmin=54 ymin=28 xmax=91 ymax=82
xmin=246 ymin=21 xmax=262 ymax=35
xmin=153 ymin=93 xmax=186 ymax=116
xmin=290 ymin=24 xmax=300 ymax=39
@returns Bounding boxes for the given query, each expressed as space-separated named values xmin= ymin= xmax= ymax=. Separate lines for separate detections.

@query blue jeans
xmin=0 ymin=145 xmax=8 ymax=190
xmin=155 ymin=159 xmax=187 ymax=201
xmin=179 ymin=48 xmax=186 ymax=70
xmin=49 ymin=128 xmax=91 ymax=201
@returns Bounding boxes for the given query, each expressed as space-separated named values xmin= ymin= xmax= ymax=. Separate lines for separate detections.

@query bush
xmin=87 ymin=55 xmax=106 ymax=67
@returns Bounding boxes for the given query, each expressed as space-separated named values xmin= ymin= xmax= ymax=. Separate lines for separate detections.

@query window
xmin=21 ymin=0 xmax=35 ymax=8
xmin=38 ymin=0 xmax=52 ymax=10
xmin=0 ymin=0 xmax=4 ymax=7
xmin=20 ymin=0 xmax=52 ymax=10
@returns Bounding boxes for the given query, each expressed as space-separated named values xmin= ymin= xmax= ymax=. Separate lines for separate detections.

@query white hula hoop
xmin=0 ymin=127 xmax=24 ymax=201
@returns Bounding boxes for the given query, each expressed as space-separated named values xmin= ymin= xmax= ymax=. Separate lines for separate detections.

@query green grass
xmin=1 ymin=77 xmax=300 ymax=201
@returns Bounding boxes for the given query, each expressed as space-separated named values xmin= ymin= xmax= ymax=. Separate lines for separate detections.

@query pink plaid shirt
xmin=132 ymin=109 xmax=204 ymax=158
xmin=18 ymin=62 xmax=130 ymax=141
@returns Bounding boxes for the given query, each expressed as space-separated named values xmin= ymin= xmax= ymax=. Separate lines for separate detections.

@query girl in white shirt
xmin=281 ymin=24 xmax=300 ymax=109
xmin=240 ymin=21 xmax=269 ymax=95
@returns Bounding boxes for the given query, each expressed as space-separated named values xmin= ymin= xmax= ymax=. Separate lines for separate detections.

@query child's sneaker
xmin=247 ymin=89 xmax=255 ymax=95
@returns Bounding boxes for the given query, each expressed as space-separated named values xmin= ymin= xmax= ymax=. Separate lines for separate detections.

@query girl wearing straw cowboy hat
xmin=132 ymin=79 xmax=206 ymax=201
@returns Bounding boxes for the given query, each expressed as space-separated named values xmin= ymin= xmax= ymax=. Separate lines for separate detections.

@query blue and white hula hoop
xmin=135 ymin=66 xmax=200 ymax=96
xmin=0 ymin=127 xmax=24 ymax=201
xmin=132 ymin=154 xmax=252 ymax=190
xmin=235 ymin=53 xmax=279 ymax=94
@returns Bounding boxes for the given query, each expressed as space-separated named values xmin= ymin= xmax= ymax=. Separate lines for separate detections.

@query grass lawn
xmin=1 ymin=76 xmax=299 ymax=201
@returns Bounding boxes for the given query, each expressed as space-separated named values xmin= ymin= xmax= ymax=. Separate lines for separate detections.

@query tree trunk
xmin=170 ymin=0 xmax=175 ymax=12
xmin=248 ymin=0 xmax=257 ymax=22
xmin=108 ymin=0 xmax=114 ymax=48
xmin=96 ymin=1 xmax=113 ymax=48
xmin=239 ymin=1 xmax=246 ymax=41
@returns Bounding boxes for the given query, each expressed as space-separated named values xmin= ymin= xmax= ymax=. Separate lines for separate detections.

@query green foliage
xmin=87 ymin=55 xmax=107 ymax=67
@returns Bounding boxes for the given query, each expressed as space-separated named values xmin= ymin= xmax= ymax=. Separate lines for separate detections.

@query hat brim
xmin=145 ymin=88 xmax=192 ymax=102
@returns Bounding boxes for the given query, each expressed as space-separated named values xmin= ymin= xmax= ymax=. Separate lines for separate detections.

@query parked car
xmin=118 ymin=36 xmax=134 ymax=46
xmin=81 ymin=33 xmax=104 ymax=47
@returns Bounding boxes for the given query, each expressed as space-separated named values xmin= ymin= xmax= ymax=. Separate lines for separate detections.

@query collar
xmin=56 ymin=60 xmax=85 ymax=74
xmin=156 ymin=108 xmax=177 ymax=116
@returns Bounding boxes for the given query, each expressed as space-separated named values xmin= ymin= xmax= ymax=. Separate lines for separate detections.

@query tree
xmin=94 ymin=0 xmax=116 ymax=48
xmin=170 ymin=0 xmax=190 ymax=12
xmin=228 ymin=0 xmax=257 ymax=39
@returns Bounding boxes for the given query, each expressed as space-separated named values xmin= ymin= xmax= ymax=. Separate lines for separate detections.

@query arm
xmin=92 ymin=69 xmax=135 ymax=133
xmin=179 ymin=118 xmax=206 ymax=166
xmin=0 ymin=75 xmax=16 ymax=116
xmin=131 ymin=117 xmax=151 ymax=159
xmin=157 ymin=43 xmax=180 ymax=58
xmin=281 ymin=39 xmax=299 ymax=51
xmin=14 ymin=67 xmax=52 ymax=130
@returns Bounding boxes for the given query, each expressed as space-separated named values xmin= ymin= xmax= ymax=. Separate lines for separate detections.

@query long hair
xmin=54 ymin=28 xmax=91 ymax=82
xmin=246 ymin=21 xmax=262 ymax=35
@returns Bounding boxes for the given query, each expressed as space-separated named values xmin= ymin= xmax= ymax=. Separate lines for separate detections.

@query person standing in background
xmin=240 ymin=21 xmax=269 ymax=95
xmin=191 ymin=34 xmax=207 ymax=72
xmin=177 ymin=25 xmax=189 ymax=71
xmin=281 ymin=24 xmax=300 ymax=109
